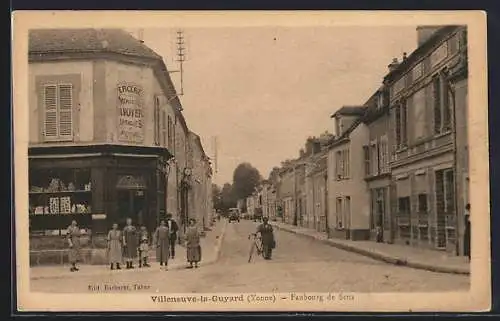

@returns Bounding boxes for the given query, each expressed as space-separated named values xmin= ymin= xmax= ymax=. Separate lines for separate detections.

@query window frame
xmin=363 ymin=145 xmax=370 ymax=176
xmin=443 ymin=168 xmax=455 ymax=214
xmin=394 ymin=101 xmax=408 ymax=150
xmin=154 ymin=96 xmax=161 ymax=146
xmin=433 ymin=73 xmax=452 ymax=135
xmin=42 ymin=83 xmax=74 ymax=141
xmin=335 ymin=197 xmax=343 ymax=229
xmin=161 ymin=109 xmax=167 ymax=147
xmin=397 ymin=196 xmax=411 ymax=215
xmin=417 ymin=193 xmax=428 ymax=213
xmin=344 ymin=196 xmax=351 ymax=230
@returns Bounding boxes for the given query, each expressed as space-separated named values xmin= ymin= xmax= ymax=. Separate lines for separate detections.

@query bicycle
xmin=248 ymin=233 xmax=263 ymax=263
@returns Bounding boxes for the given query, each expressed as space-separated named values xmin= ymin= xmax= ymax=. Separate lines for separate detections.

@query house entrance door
xmin=116 ymin=175 xmax=148 ymax=228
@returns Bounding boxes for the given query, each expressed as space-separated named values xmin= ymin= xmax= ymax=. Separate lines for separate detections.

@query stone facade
xmin=27 ymin=29 xmax=212 ymax=246
xmin=384 ymin=26 xmax=468 ymax=254
xmin=327 ymin=107 xmax=371 ymax=241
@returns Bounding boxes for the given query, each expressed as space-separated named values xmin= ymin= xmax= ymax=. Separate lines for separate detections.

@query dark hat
xmin=263 ymin=217 xmax=269 ymax=222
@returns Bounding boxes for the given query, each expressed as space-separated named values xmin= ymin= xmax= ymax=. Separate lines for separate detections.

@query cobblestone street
xmin=30 ymin=220 xmax=470 ymax=293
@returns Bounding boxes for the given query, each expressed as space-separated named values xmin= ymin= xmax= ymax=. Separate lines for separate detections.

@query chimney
xmin=388 ymin=57 xmax=400 ymax=72
xmin=137 ymin=29 xmax=144 ymax=43
xmin=416 ymin=26 xmax=442 ymax=46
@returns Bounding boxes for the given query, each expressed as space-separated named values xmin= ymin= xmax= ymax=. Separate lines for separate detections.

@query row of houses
xmin=247 ymin=25 xmax=469 ymax=256
xmin=27 ymin=29 xmax=213 ymax=242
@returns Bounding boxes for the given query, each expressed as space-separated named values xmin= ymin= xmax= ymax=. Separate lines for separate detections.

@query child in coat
xmin=138 ymin=225 xmax=151 ymax=268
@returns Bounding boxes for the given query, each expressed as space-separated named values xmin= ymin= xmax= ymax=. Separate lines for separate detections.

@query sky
xmin=134 ymin=26 xmax=418 ymax=186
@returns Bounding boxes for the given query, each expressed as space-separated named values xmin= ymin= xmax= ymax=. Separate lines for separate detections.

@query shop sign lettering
xmin=117 ymin=82 xmax=144 ymax=143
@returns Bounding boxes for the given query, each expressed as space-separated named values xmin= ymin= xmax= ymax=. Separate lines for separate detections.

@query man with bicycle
xmin=255 ymin=217 xmax=275 ymax=260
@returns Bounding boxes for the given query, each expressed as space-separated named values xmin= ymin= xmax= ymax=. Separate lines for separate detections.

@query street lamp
xmin=157 ymin=156 xmax=176 ymax=227
xmin=181 ymin=167 xmax=192 ymax=233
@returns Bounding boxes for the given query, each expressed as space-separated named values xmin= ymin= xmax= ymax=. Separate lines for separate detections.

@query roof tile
xmin=29 ymin=28 xmax=162 ymax=60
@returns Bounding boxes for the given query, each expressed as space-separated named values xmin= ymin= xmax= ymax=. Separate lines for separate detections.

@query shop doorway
xmin=117 ymin=190 xmax=147 ymax=227
xmin=116 ymin=175 xmax=148 ymax=228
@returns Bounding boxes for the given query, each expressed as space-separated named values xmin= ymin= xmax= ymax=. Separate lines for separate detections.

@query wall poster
xmin=117 ymin=82 xmax=145 ymax=143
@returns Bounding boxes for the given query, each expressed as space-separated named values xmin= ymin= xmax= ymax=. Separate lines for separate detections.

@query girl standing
xmin=122 ymin=218 xmax=138 ymax=269
xmin=138 ymin=225 xmax=151 ymax=268
xmin=67 ymin=220 xmax=82 ymax=272
xmin=185 ymin=218 xmax=202 ymax=269
xmin=107 ymin=223 xmax=122 ymax=270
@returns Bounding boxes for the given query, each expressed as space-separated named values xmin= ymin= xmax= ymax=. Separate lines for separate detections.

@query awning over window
xmin=414 ymin=173 xmax=428 ymax=194
xmin=396 ymin=177 xmax=410 ymax=197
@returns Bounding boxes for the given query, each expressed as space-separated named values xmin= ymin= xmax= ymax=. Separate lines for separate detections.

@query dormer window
xmin=377 ymin=92 xmax=385 ymax=110
xmin=335 ymin=117 xmax=343 ymax=136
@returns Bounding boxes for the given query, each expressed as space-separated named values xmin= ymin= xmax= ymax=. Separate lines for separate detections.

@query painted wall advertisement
xmin=117 ymin=82 xmax=145 ymax=143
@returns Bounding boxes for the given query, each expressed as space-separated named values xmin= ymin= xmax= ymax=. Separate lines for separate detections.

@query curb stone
xmin=272 ymin=223 xmax=470 ymax=276
xmin=30 ymin=220 xmax=229 ymax=281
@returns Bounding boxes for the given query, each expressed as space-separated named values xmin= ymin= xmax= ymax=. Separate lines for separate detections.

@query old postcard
xmin=13 ymin=10 xmax=490 ymax=312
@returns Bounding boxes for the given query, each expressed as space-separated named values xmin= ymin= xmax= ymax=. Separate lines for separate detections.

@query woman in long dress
xmin=154 ymin=220 xmax=170 ymax=270
xmin=122 ymin=218 xmax=138 ymax=269
xmin=67 ymin=220 xmax=81 ymax=272
xmin=464 ymin=203 xmax=471 ymax=261
xmin=185 ymin=218 xmax=201 ymax=268
xmin=107 ymin=223 xmax=122 ymax=270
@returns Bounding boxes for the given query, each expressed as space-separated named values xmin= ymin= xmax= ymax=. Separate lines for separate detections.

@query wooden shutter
xmin=154 ymin=97 xmax=160 ymax=145
xmin=58 ymin=84 xmax=73 ymax=138
xmin=433 ymin=76 xmax=441 ymax=134
xmin=395 ymin=105 xmax=401 ymax=148
xmin=401 ymin=100 xmax=408 ymax=146
xmin=43 ymin=85 xmax=58 ymax=138
xmin=363 ymin=145 xmax=370 ymax=176
xmin=161 ymin=110 xmax=167 ymax=147
xmin=167 ymin=116 xmax=172 ymax=150
xmin=345 ymin=149 xmax=350 ymax=178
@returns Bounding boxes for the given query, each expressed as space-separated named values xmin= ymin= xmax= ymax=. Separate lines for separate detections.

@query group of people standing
xmin=65 ymin=213 xmax=203 ymax=272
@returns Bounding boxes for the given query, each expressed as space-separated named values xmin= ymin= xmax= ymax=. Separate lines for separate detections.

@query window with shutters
xmin=412 ymin=87 xmax=427 ymax=140
xmin=335 ymin=150 xmax=342 ymax=179
xmin=154 ymin=96 xmax=161 ymax=146
xmin=370 ymin=141 xmax=379 ymax=176
xmin=161 ymin=109 xmax=167 ymax=147
xmin=398 ymin=197 xmax=411 ymax=215
xmin=433 ymin=74 xmax=452 ymax=135
xmin=418 ymin=194 xmax=428 ymax=213
xmin=336 ymin=197 xmax=343 ymax=229
xmin=443 ymin=169 xmax=455 ymax=214
xmin=363 ymin=145 xmax=370 ymax=176
xmin=344 ymin=149 xmax=350 ymax=178
xmin=335 ymin=149 xmax=349 ymax=180
xmin=344 ymin=196 xmax=351 ymax=230
xmin=167 ymin=116 xmax=173 ymax=151
xmin=401 ymin=100 xmax=408 ymax=147
xmin=395 ymin=104 xmax=401 ymax=148
xmin=43 ymin=84 xmax=74 ymax=141
xmin=394 ymin=101 xmax=408 ymax=149
xmin=379 ymin=135 xmax=390 ymax=173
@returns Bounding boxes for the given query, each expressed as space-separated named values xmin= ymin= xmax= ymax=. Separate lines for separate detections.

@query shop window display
xmin=29 ymin=168 xmax=93 ymax=235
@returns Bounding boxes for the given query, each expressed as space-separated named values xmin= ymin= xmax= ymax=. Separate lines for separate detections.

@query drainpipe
xmin=445 ymin=69 xmax=460 ymax=256
xmin=324 ymin=171 xmax=329 ymax=238
xmin=293 ymin=165 xmax=298 ymax=226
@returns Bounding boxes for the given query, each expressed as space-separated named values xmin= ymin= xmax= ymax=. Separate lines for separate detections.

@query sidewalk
xmin=271 ymin=221 xmax=470 ymax=275
xmin=30 ymin=219 xmax=228 ymax=280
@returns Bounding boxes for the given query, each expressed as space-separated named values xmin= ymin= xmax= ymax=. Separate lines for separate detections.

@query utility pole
xmin=176 ymin=30 xmax=186 ymax=96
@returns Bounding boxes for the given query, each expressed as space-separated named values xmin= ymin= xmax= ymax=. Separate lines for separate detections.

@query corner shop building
xmin=28 ymin=29 xmax=183 ymax=236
